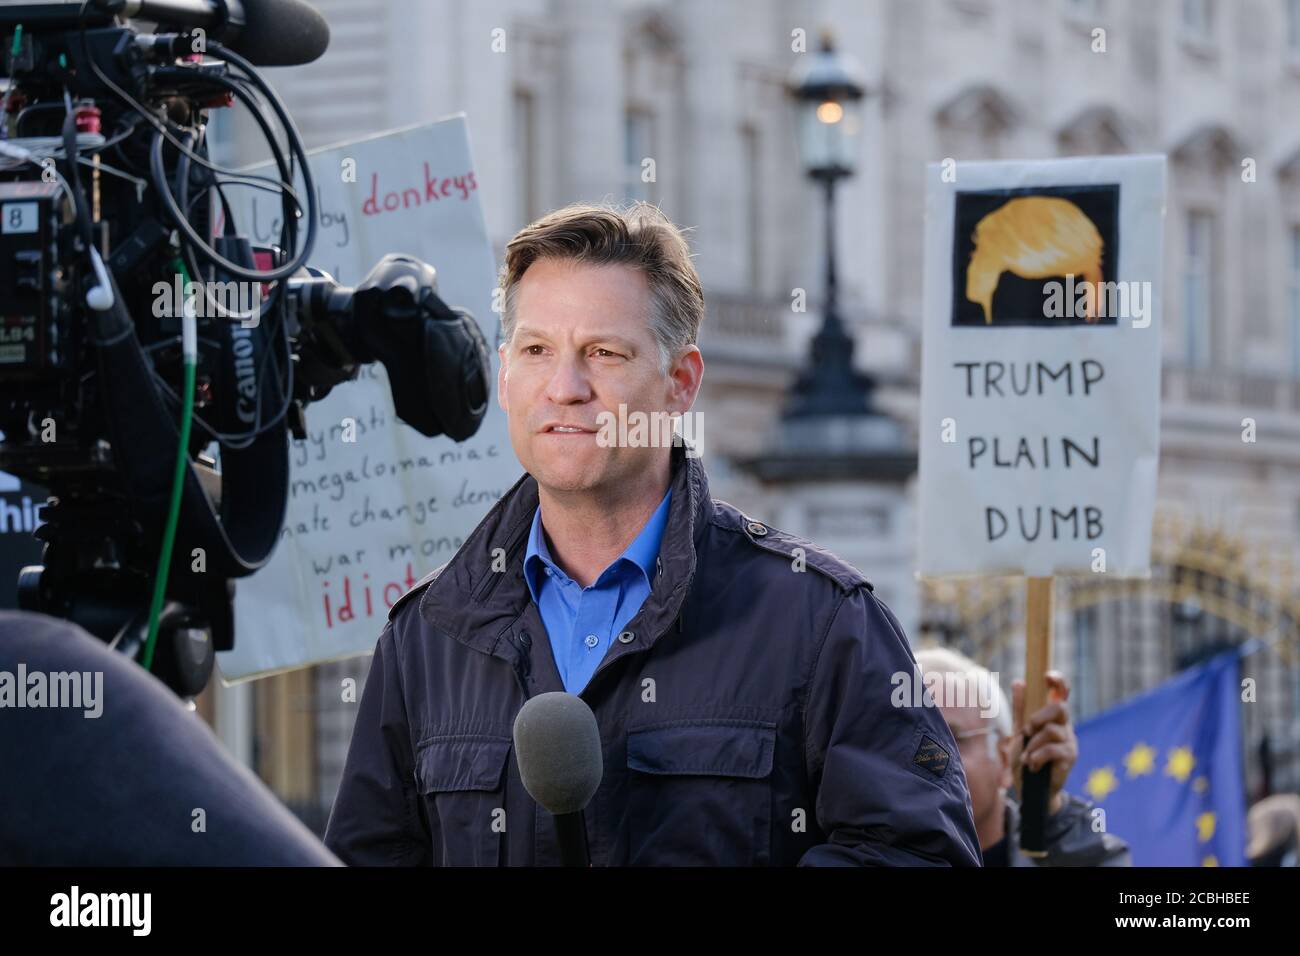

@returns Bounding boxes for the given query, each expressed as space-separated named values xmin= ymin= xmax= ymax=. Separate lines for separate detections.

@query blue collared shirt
xmin=523 ymin=487 xmax=672 ymax=695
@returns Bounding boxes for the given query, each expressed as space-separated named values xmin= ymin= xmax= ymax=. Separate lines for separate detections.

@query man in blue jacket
xmin=324 ymin=202 xmax=981 ymax=866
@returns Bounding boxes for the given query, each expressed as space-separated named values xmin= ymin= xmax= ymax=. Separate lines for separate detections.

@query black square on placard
xmin=950 ymin=184 xmax=1120 ymax=327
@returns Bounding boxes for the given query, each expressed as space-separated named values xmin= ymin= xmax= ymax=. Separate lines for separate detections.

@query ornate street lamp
xmin=783 ymin=32 xmax=873 ymax=422
xmin=738 ymin=30 xmax=913 ymax=483
xmin=791 ymin=32 xmax=865 ymax=184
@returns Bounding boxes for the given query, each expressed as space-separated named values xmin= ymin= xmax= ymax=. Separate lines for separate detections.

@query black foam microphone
xmin=122 ymin=0 xmax=331 ymax=66
xmin=512 ymin=693 xmax=603 ymax=867
xmin=226 ymin=0 xmax=329 ymax=67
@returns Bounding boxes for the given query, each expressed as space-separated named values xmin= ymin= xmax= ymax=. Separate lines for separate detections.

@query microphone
xmin=123 ymin=0 xmax=332 ymax=66
xmin=224 ymin=0 xmax=329 ymax=67
xmin=512 ymin=692 xmax=603 ymax=867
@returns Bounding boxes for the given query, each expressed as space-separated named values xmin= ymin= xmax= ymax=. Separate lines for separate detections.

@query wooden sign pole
xmin=1019 ymin=575 xmax=1054 ymax=857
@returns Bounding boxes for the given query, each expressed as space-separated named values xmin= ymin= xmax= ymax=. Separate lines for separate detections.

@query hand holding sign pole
xmin=1020 ymin=575 xmax=1053 ymax=856
xmin=918 ymin=154 xmax=1165 ymax=859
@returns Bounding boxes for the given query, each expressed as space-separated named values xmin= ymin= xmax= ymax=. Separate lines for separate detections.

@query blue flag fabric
xmin=1064 ymin=650 xmax=1246 ymax=866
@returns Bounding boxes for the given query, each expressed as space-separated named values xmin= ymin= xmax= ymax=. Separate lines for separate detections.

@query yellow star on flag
xmin=1164 ymin=746 xmax=1195 ymax=783
xmin=1196 ymin=812 xmax=1216 ymax=842
xmin=1202 ymin=855 xmax=1218 ymax=867
xmin=1085 ymin=765 xmax=1119 ymax=802
xmin=1124 ymin=742 xmax=1157 ymax=778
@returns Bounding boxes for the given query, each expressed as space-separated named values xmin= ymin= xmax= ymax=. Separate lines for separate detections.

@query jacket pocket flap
xmin=627 ymin=721 xmax=776 ymax=778
xmin=415 ymin=735 xmax=511 ymax=793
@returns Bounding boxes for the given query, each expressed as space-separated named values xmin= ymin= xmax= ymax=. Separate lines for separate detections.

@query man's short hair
xmin=499 ymin=202 xmax=705 ymax=371
xmin=914 ymin=646 xmax=1013 ymax=748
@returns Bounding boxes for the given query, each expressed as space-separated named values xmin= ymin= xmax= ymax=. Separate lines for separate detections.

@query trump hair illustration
xmin=965 ymin=196 xmax=1105 ymax=324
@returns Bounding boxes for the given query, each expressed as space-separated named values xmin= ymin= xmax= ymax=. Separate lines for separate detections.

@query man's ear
xmin=497 ymin=343 xmax=508 ymax=413
xmin=997 ymin=735 xmax=1014 ymax=790
xmin=669 ymin=345 xmax=704 ymax=412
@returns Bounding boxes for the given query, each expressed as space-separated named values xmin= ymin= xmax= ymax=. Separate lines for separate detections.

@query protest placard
xmin=219 ymin=116 xmax=518 ymax=680
xmin=918 ymin=155 xmax=1166 ymax=578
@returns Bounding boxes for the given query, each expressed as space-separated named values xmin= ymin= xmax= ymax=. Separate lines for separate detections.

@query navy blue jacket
xmin=324 ymin=443 xmax=982 ymax=866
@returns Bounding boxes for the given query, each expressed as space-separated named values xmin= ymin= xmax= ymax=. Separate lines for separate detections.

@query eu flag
xmin=1064 ymin=650 xmax=1246 ymax=866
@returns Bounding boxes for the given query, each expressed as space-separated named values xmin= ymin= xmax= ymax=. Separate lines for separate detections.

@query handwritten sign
xmin=917 ymin=155 xmax=1165 ymax=578
xmin=218 ymin=116 xmax=519 ymax=681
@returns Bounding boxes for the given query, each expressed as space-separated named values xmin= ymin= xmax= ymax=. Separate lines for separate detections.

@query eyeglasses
xmin=952 ymin=726 xmax=998 ymax=758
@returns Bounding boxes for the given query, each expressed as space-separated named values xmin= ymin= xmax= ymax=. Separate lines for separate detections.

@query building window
xmin=807 ymin=503 xmax=890 ymax=539
xmin=512 ymin=89 xmax=538 ymax=228
xmin=623 ymin=108 xmax=655 ymax=204
xmin=1182 ymin=0 xmax=1213 ymax=42
xmin=740 ymin=124 xmax=761 ymax=290
xmin=1073 ymin=605 xmax=1100 ymax=720
xmin=1289 ymin=0 xmax=1300 ymax=55
xmin=1184 ymin=211 xmax=1215 ymax=368
xmin=1290 ymin=226 xmax=1300 ymax=376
